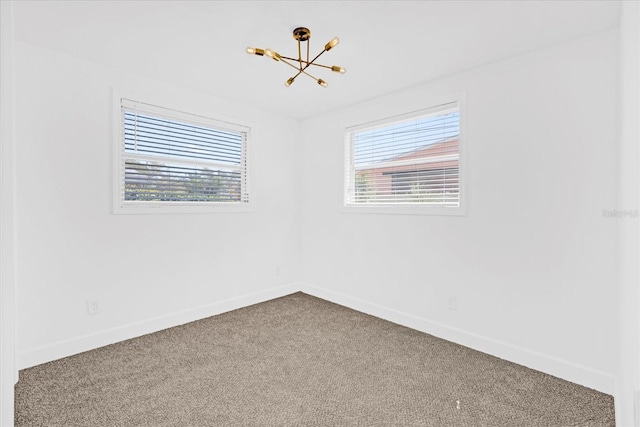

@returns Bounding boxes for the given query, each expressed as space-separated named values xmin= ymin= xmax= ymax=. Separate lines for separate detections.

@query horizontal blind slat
xmin=120 ymin=101 xmax=249 ymax=205
xmin=347 ymin=106 xmax=460 ymax=207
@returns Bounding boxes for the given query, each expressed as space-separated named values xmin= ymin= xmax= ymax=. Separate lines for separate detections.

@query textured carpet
xmin=15 ymin=292 xmax=615 ymax=426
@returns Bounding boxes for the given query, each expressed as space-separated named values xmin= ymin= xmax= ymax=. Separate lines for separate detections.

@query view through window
xmin=116 ymin=98 xmax=250 ymax=212
xmin=345 ymin=102 xmax=461 ymax=210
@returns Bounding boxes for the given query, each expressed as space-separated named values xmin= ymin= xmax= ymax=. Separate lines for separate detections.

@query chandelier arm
xmin=279 ymin=56 xmax=335 ymax=71
xmin=280 ymin=58 xmax=321 ymax=81
xmin=301 ymin=70 xmax=321 ymax=81
xmin=280 ymin=57 xmax=305 ymax=72
xmin=280 ymin=55 xmax=306 ymax=63
xmin=297 ymin=40 xmax=303 ymax=70
xmin=288 ymin=70 xmax=303 ymax=85
xmin=298 ymin=50 xmax=328 ymax=75
xmin=304 ymin=63 xmax=333 ymax=70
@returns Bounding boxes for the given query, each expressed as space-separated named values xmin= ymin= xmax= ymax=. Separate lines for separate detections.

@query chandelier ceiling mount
xmin=292 ymin=27 xmax=311 ymax=42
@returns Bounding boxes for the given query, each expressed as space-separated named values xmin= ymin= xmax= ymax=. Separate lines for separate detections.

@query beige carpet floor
xmin=15 ymin=292 xmax=615 ymax=426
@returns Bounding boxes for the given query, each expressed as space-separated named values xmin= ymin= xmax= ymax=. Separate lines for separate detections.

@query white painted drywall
xmin=617 ymin=2 xmax=640 ymax=426
xmin=299 ymin=29 xmax=619 ymax=394
xmin=1 ymin=2 xmax=17 ymax=426
xmin=13 ymin=41 xmax=301 ymax=368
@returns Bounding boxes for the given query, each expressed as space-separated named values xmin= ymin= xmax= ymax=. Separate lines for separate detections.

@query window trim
xmin=342 ymin=95 xmax=466 ymax=216
xmin=112 ymin=90 xmax=254 ymax=215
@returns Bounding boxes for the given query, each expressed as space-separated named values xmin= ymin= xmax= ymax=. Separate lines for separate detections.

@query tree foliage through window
xmin=117 ymin=99 xmax=250 ymax=209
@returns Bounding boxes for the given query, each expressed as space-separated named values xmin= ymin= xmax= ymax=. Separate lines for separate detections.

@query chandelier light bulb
xmin=265 ymin=49 xmax=281 ymax=61
xmin=331 ymin=65 xmax=346 ymax=74
xmin=318 ymin=79 xmax=328 ymax=88
xmin=246 ymin=47 xmax=264 ymax=56
xmin=325 ymin=37 xmax=339 ymax=51
xmin=285 ymin=77 xmax=295 ymax=87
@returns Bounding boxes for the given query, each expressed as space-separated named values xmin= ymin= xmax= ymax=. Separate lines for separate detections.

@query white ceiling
xmin=13 ymin=0 xmax=621 ymax=120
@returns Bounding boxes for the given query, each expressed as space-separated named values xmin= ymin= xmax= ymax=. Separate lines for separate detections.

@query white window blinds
xmin=345 ymin=103 xmax=460 ymax=208
xmin=117 ymin=99 xmax=250 ymax=208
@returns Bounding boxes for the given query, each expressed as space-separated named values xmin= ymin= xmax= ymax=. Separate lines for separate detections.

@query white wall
xmin=14 ymin=41 xmax=301 ymax=368
xmin=299 ymin=30 xmax=619 ymax=394
xmin=1 ymin=1 xmax=17 ymax=426
xmin=617 ymin=2 xmax=640 ymax=425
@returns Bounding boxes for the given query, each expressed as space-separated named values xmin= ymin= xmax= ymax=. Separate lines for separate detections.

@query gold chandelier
xmin=246 ymin=27 xmax=346 ymax=88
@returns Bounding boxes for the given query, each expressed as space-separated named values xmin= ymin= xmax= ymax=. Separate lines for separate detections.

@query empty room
xmin=1 ymin=0 xmax=639 ymax=426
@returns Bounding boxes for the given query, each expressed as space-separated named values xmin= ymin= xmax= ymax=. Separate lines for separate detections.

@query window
xmin=344 ymin=101 xmax=462 ymax=214
xmin=114 ymin=97 xmax=250 ymax=213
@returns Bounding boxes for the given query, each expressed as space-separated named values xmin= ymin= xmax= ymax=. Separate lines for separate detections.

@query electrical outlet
xmin=448 ymin=296 xmax=458 ymax=311
xmin=87 ymin=299 xmax=99 ymax=315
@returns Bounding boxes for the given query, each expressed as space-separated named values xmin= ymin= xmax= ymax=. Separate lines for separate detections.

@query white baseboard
xmin=18 ymin=284 xmax=299 ymax=370
xmin=299 ymin=282 xmax=616 ymax=396
xmin=18 ymin=281 xmax=617 ymax=399
xmin=635 ymin=389 xmax=640 ymax=427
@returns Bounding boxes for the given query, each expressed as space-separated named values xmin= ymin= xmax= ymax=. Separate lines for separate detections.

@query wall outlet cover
xmin=87 ymin=299 xmax=99 ymax=315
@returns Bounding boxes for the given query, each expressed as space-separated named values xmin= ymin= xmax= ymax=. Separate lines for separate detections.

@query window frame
xmin=343 ymin=96 xmax=466 ymax=216
xmin=112 ymin=91 xmax=253 ymax=215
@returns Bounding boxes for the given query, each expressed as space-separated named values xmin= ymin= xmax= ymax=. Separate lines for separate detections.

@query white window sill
xmin=342 ymin=204 xmax=466 ymax=216
xmin=113 ymin=202 xmax=255 ymax=215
